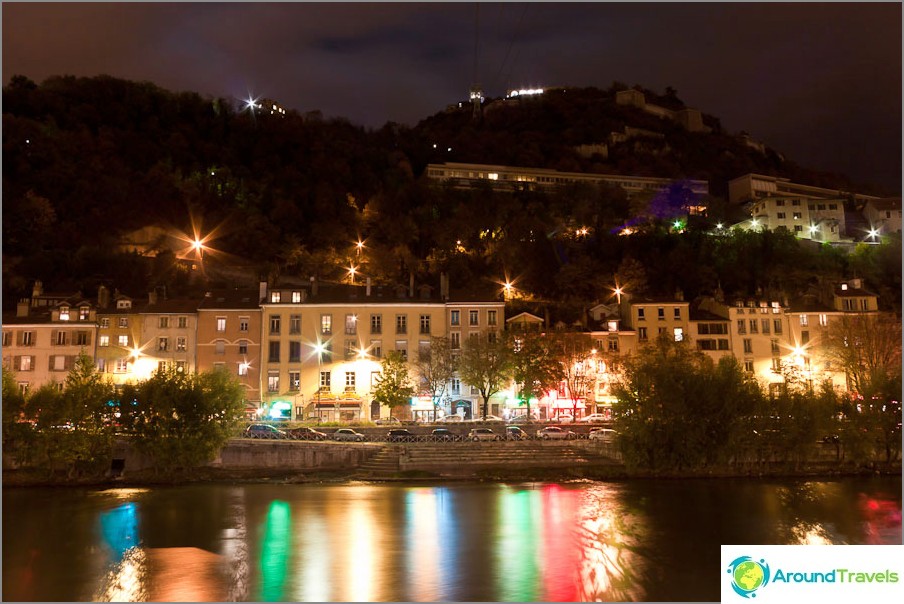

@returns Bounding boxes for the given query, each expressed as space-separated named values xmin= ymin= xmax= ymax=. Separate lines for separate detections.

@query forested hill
xmin=2 ymin=75 xmax=898 ymax=312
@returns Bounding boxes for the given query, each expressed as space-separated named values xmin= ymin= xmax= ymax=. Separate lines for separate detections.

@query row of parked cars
xmin=243 ymin=423 xmax=618 ymax=443
xmin=243 ymin=424 xmax=367 ymax=442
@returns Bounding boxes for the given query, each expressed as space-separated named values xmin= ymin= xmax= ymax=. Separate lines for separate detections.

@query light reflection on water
xmin=2 ymin=478 xmax=901 ymax=602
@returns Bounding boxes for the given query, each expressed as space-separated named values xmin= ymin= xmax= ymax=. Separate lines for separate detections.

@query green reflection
xmin=260 ymin=500 xmax=291 ymax=601
xmin=496 ymin=487 xmax=539 ymax=601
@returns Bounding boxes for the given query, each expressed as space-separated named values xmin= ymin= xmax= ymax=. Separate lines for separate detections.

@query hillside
xmin=2 ymin=75 xmax=900 ymax=313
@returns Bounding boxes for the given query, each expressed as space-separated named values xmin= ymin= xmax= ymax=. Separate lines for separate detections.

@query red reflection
xmin=858 ymin=494 xmax=903 ymax=544
xmin=541 ymin=485 xmax=581 ymax=601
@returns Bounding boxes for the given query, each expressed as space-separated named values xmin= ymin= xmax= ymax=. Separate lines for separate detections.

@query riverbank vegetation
xmin=2 ymin=354 xmax=245 ymax=478
xmin=612 ymin=334 xmax=901 ymax=473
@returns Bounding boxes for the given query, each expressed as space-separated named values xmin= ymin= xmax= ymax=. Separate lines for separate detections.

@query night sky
xmin=3 ymin=2 xmax=901 ymax=192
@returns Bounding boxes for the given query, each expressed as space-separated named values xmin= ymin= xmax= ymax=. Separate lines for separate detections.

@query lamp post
xmin=314 ymin=342 xmax=325 ymax=421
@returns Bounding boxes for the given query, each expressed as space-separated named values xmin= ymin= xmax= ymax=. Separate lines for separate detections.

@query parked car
xmin=537 ymin=426 xmax=576 ymax=440
xmin=477 ymin=415 xmax=505 ymax=423
xmin=286 ymin=426 xmax=329 ymax=441
xmin=333 ymin=428 xmax=367 ymax=442
xmin=243 ymin=423 xmax=289 ymax=439
xmin=552 ymin=413 xmax=574 ymax=423
xmin=508 ymin=414 xmax=538 ymax=424
xmin=504 ymin=426 xmax=529 ymax=441
xmin=436 ymin=414 xmax=464 ymax=423
xmin=468 ymin=428 xmax=501 ymax=441
xmin=387 ymin=429 xmax=415 ymax=442
xmin=375 ymin=417 xmax=402 ymax=426
xmin=580 ymin=413 xmax=609 ymax=423
xmin=589 ymin=428 xmax=617 ymax=443
xmin=431 ymin=428 xmax=458 ymax=442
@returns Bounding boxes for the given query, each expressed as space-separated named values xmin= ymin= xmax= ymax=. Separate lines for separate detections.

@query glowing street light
xmin=613 ymin=284 xmax=624 ymax=305
xmin=313 ymin=342 xmax=326 ymax=419
xmin=868 ymin=228 xmax=879 ymax=240
xmin=503 ymin=281 xmax=513 ymax=298
xmin=716 ymin=222 xmax=723 ymax=230
xmin=808 ymin=225 xmax=818 ymax=234
xmin=347 ymin=265 xmax=357 ymax=284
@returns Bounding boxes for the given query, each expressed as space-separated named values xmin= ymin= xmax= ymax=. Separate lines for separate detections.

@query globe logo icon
xmin=727 ymin=556 xmax=770 ymax=598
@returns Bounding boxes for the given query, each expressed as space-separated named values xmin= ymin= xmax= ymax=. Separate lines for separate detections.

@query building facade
xmin=196 ymin=289 xmax=263 ymax=417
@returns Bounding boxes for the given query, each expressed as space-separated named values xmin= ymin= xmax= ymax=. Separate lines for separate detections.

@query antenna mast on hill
xmin=470 ymin=3 xmax=483 ymax=122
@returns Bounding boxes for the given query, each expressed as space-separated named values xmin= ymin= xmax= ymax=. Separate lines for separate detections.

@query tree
xmin=372 ymin=351 xmax=415 ymax=417
xmin=131 ymin=367 xmax=245 ymax=475
xmin=612 ymin=334 xmax=763 ymax=471
xmin=414 ymin=336 xmax=456 ymax=419
xmin=550 ymin=331 xmax=598 ymax=419
xmin=2 ymin=368 xmax=34 ymax=466
xmin=508 ymin=331 xmax=563 ymax=418
xmin=821 ymin=313 xmax=902 ymax=398
xmin=821 ymin=314 xmax=902 ymax=464
xmin=458 ymin=331 xmax=513 ymax=419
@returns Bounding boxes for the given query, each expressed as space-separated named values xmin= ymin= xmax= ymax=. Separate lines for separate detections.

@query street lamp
xmin=313 ymin=342 xmax=325 ymax=420
xmin=347 ymin=265 xmax=357 ymax=284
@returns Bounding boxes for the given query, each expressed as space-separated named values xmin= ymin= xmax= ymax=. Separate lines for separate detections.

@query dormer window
xmin=840 ymin=283 xmax=848 ymax=291
xmin=79 ymin=306 xmax=89 ymax=321
xmin=116 ymin=299 xmax=132 ymax=309
xmin=59 ymin=306 xmax=70 ymax=321
xmin=271 ymin=291 xmax=281 ymax=303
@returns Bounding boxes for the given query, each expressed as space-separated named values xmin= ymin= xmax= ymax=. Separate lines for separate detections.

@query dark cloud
xmin=2 ymin=2 xmax=900 ymax=191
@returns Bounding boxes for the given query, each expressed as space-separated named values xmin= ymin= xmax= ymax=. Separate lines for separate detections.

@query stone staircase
xmin=354 ymin=445 xmax=401 ymax=477
xmin=352 ymin=440 xmax=622 ymax=479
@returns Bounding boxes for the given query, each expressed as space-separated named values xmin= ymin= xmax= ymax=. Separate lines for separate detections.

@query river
xmin=2 ymin=477 xmax=901 ymax=602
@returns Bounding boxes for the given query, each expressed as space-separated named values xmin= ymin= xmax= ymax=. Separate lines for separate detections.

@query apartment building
xmin=426 ymin=162 xmax=709 ymax=199
xmin=746 ymin=196 xmax=846 ymax=242
xmin=2 ymin=282 xmax=97 ymax=395
xmin=783 ymin=279 xmax=881 ymax=393
xmin=137 ymin=293 xmax=201 ymax=377
xmin=621 ymin=296 xmax=692 ymax=346
xmin=863 ymin=198 xmax=902 ymax=235
xmin=259 ymin=278 xmax=505 ymax=422
xmin=196 ymin=289 xmax=263 ymax=416
xmin=95 ymin=289 xmax=145 ymax=387
xmin=728 ymin=173 xmax=881 ymax=205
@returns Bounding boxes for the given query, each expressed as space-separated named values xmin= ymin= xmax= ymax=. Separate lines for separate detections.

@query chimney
xmin=259 ymin=280 xmax=268 ymax=303
xmin=16 ymin=299 xmax=29 ymax=318
xmin=409 ymin=272 xmax=415 ymax=298
xmin=148 ymin=290 xmax=158 ymax=305
xmin=310 ymin=276 xmax=318 ymax=297
xmin=675 ymin=289 xmax=684 ymax=302
xmin=366 ymin=277 xmax=371 ymax=297
xmin=440 ymin=272 xmax=449 ymax=301
xmin=97 ymin=285 xmax=110 ymax=309
xmin=31 ymin=280 xmax=43 ymax=306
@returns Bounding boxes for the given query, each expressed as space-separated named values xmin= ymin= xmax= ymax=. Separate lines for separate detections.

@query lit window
xmin=59 ymin=306 xmax=70 ymax=321
xmin=99 ymin=335 xmax=110 ymax=347
xmin=321 ymin=314 xmax=332 ymax=335
xmin=216 ymin=317 xmax=226 ymax=332
xmin=118 ymin=335 xmax=129 ymax=347
xmin=292 ymin=291 xmax=302 ymax=303
xmin=271 ymin=292 xmax=281 ymax=303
